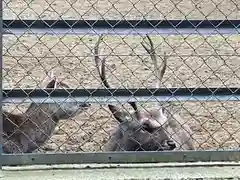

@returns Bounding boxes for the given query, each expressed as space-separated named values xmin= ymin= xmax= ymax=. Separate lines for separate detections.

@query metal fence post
xmin=0 ymin=0 xmax=3 ymax=170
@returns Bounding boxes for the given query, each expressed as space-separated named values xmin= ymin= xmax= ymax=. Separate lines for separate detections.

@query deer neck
xmin=25 ymin=103 xmax=61 ymax=125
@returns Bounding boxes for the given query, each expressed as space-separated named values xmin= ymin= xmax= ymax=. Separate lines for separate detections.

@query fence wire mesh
xmin=2 ymin=0 xmax=240 ymax=157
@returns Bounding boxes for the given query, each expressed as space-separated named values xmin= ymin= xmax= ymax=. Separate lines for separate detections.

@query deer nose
xmin=142 ymin=123 xmax=154 ymax=133
xmin=167 ymin=140 xmax=176 ymax=150
xmin=80 ymin=103 xmax=91 ymax=108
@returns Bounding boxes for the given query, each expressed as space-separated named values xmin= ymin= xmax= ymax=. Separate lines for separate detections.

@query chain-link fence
xmin=2 ymin=0 xmax=240 ymax=165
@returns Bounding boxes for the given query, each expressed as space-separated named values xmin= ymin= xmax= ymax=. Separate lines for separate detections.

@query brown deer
xmin=93 ymin=35 xmax=177 ymax=151
xmin=3 ymin=72 xmax=91 ymax=153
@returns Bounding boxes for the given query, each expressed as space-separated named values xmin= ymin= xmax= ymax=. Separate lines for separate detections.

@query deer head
xmin=26 ymin=71 xmax=91 ymax=120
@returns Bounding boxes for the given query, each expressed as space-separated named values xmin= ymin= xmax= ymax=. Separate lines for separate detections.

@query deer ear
xmin=162 ymin=107 xmax=167 ymax=114
xmin=40 ymin=70 xmax=58 ymax=89
xmin=46 ymin=78 xmax=57 ymax=89
xmin=159 ymin=107 xmax=165 ymax=116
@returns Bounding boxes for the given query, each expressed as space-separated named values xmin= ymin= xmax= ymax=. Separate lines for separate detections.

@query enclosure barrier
xmin=2 ymin=0 xmax=240 ymax=168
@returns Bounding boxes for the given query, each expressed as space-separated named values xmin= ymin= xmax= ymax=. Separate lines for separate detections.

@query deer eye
xmin=142 ymin=123 xmax=154 ymax=133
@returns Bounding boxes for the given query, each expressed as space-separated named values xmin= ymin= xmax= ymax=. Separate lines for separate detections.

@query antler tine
xmin=141 ymin=34 xmax=167 ymax=89
xmin=160 ymin=52 xmax=167 ymax=85
xmin=94 ymin=34 xmax=104 ymax=77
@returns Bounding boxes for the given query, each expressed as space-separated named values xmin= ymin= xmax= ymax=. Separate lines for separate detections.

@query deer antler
xmin=94 ymin=34 xmax=140 ymax=122
xmin=94 ymin=35 xmax=104 ymax=77
xmin=141 ymin=34 xmax=167 ymax=88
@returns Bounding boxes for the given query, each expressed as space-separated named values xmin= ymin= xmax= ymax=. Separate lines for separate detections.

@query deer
xmin=94 ymin=35 xmax=195 ymax=151
xmin=93 ymin=35 xmax=177 ymax=151
xmin=139 ymin=35 xmax=195 ymax=151
xmin=2 ymin=72 xmax=91 ymax=154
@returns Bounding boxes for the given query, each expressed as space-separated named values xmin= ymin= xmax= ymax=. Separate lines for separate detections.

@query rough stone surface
xmin=1 ymin=162 xmax=240 ymax=180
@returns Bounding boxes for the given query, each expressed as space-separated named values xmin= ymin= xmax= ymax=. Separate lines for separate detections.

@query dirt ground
xmin=2 ymin=0 xmax=240 ymax=153
xmin=3 ymin=0 xmax=240 ymax=20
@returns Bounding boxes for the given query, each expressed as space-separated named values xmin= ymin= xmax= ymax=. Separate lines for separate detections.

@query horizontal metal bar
xmin=2 ymin=88 xmax=240 ymax=104
xmin=2 ymin=150 xmax=240 ymax=166
xmin=2 ymin=95 xmax=240 ymax=104
xmin=3 ymin=20 xmax=240 ymax=36
xmin=4 ymin=88 xmax=240 ymax=98
xmin=4 ymin=28 xmax=239 ymax=36
xmin=4 ymin=20 xmax=240 ymax=29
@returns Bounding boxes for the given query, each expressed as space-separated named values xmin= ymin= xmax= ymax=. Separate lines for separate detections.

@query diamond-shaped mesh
xmin=2 ymin=0 xmax=240 ymax=155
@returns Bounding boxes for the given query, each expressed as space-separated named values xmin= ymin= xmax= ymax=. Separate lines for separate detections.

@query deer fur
xmin=162 ymin=106 xmax=195 ymax=150
xmin=2 ymin=72 xmax=91 ymax=153
xmin=93 ymin=35 xmax=177 ymax=151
